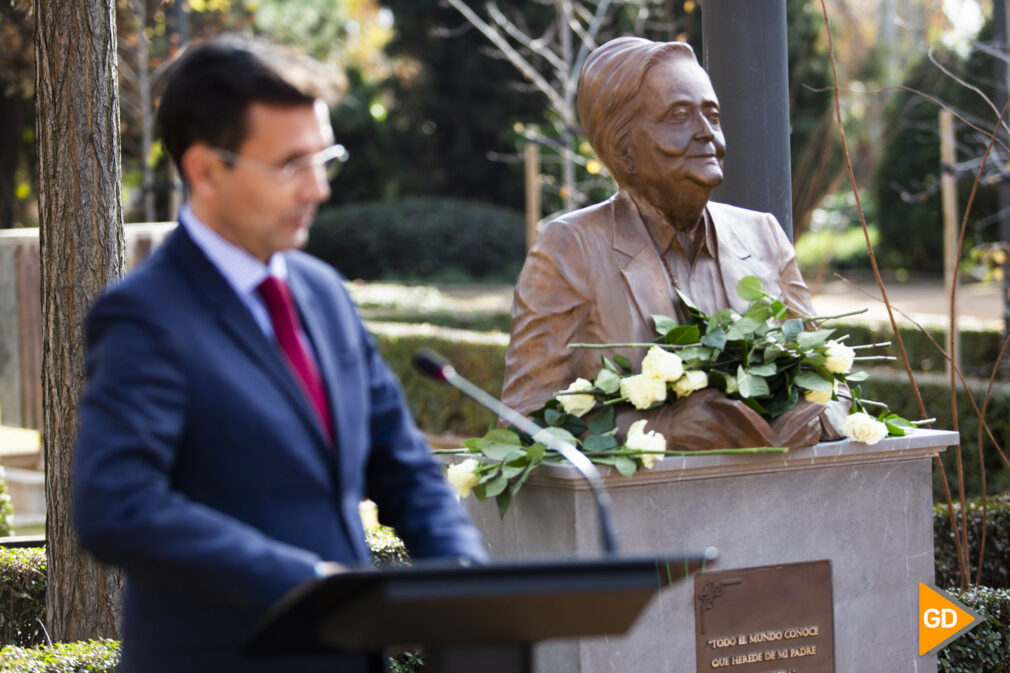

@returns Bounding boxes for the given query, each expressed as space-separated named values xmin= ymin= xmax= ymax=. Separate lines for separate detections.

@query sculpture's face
xmin=625 ymin=57 xmax=725 ymax=197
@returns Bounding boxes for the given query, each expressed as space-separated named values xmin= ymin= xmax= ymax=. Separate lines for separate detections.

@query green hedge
xmin=860 ymin=369 xmax=1010 ymax=500
xmin=0 ymin=548 xmax=45 ymax=647
xmin=0 ymin=639 xmax=120 ymax=673
xmin=835 ymin=320 xmax=1001 ymax=377
xmin=306 ymin=198 xmax=526 ymax=284
xmin=935 ymin=494 xmax=1010 ymax=590
xmin=370 ymin=322 xmax=508 ymax=438
xmin=938 ymin=586 xmax=1010 ymax=673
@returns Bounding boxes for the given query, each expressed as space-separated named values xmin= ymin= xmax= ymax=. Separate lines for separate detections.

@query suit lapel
xmin=710 ymin=205 xmax=759 ymax=315
xmin=164 ymin=227 xmax=333 ymax=451
xmin=610 ymin=191 xmax=679 ymax=327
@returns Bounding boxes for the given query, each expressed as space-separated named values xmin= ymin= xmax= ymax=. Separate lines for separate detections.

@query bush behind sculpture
xmin=306 ymin=198 xmax=525 ymax=283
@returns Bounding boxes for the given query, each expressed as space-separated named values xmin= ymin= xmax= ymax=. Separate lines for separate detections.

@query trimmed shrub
xmin=306 ymin=198 xmax=526 ymax=284
xmin=859 ymin=369 xmax=1010 ymax=500
xmin=938 ymin=586 xmax=1010 ymax=673
xmin=935 ymin=494 xmax=1010 ymax=590
xmin=0 ymin=639 xmax=120 ymax=673
xmin=366 ymin=525 xmax=410 ymax=566
xmin=370 ymin=322 xmax=508 ymax=438
xmin=832 ymin=320 xmax=1002 ymax=378
xmin=0 ymin=547 xmax=45 ymax=646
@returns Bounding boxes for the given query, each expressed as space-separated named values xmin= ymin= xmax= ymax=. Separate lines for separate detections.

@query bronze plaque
xmin=694 ymin=560 xmax=834 ymax=673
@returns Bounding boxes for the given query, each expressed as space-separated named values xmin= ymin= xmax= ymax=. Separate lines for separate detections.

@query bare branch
xmin=445 ymin=0 xmax=569 ymax=114
xmin=570 ymin=0 xmax=612 ymax=93
xmin=928 ymin=46 xmax=1010 ymax=142
xmin=485 ymin=2 xmax=567 ymax=76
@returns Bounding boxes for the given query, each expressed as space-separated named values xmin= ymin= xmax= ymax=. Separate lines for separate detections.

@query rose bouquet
xmin=442 ymin=276 xmax=930 ymax=516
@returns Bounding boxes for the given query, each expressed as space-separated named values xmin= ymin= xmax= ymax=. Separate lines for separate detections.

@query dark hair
xmin=157 ymin=35 xmax=338 ymax=174
xmin=577 ymin=37 xmax=698 ymax=186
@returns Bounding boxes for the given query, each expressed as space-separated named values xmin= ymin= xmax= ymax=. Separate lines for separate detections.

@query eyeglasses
xmin=213 ymin=143 xmax=349 ymax=183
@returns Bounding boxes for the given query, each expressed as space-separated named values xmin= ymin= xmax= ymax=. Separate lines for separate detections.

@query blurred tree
xmin=873 ymin=18 xmax=999 ymax=273
xmin=0 ymin=0 xmax=36 ymax=228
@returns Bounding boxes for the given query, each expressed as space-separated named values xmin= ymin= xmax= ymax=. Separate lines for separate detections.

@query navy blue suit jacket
xmin=73 ymin=226 xmax=486 ymax=671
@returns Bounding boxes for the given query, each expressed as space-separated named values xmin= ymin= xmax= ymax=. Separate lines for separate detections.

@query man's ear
xmin=180 ymin=143 xmax=223 ymax=201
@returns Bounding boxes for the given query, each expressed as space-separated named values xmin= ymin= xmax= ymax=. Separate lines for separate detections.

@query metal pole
xmin=699 ymin=0 xmax=794 ymax=240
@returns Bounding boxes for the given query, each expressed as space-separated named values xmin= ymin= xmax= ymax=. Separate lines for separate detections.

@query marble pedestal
xmin=463 ymin=429 xmax=956 ymax=673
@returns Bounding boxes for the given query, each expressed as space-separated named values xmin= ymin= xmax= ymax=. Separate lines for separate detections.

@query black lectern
xmin=248 ymin=553 xmax=715 ymax=673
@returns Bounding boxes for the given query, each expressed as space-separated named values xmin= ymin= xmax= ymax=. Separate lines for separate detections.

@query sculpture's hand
xmin=615 ymin=389 xmax=778 ymax=451
xmin=768 ymin=400 xmax=823 ymax=448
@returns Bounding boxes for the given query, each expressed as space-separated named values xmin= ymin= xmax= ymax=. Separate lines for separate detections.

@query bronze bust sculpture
xmin=502 ymin=37 xmax=842 ymax=449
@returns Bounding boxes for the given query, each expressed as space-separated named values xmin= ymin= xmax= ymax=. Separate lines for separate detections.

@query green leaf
xmin=594 ymin=368 xmax=621 ymax=395
xmin=794 ymin=371 xmax=833 ymax=392
xmin=544 ymin=408 xmax=564 ymax=426
xmin=526 ymin=443 xmax=547 ymax=463
xmin=587 ymin=406 xmax=616 ymax=435
xmin=846 ymin=371 xmax=869 ymax=382
xmin=725 ymin=316 xmax=763 ymax=341
xmin=737 ymin=276 xmax=766 ymax=301
xmin=771 ymin=300 xmax=788 ymax=320
xmin=748 ymin=363 xmax=777 ymax=377
xmin=737 ymin=366 xmax=770 ymax=398
xmin=535 ymin=426 xmax=579 ymax=448
xmin=478 ymin=465 xmax=501 ymax=484
xmin=501 ymin=454 xmax=530 ymax=479
xmin=764 ymin=385 xmax=799 ymax=417
xmin=662 ymin=324 xmax=701 ymax=345
xmin=613 ymin=455 xmax=638 ymax=477
xmin=701 ymin=328 xmax=727 ymax=350
xmin=601 ymin=356 xmax=619 ymax=373
xmin=781 ymin=319 xmax=804 ymax=340
xmin=744 ymin=300 xmax=773 ymax=323
xmin=496 ymin=490 xmax=513 ymax=518
xmin=652 ymin=314 xmax=680 ymax=337
xmin=678 ymin=346 xmax=713 ymax=362
xmin=484 ymin=474 xmax=509 ymax=498
xmin=797 ymin=328 xmax=835 ymax=350
xmin=614 ymin=354 xmax=633 ymax=372
xmin=884 ymin=415 xmax=914 ymax=437
xmin=763 ymin=345 xmax=784 ymax=363
xmin=675 ymin=288 xmax=701 ymax=312
xmin=583 ymin=434 xmax=619 ymax=452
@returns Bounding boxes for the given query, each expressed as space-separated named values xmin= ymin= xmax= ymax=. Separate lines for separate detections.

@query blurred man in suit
xmin=74 ymin=36 xmax=485 ymax=672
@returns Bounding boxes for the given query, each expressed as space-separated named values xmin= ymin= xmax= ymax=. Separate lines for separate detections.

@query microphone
xmin=413 ymin=350 xmax=619 ymax=555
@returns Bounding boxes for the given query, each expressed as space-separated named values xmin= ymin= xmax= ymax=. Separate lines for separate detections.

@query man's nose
xmin=299 ymin=166 xmax=331 ymax=203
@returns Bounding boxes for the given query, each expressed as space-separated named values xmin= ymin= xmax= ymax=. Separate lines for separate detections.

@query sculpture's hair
xmin=156 ymin=35 xmax=344 ymax=177
xmin=576 ymin=38 xmax=699 ymax=186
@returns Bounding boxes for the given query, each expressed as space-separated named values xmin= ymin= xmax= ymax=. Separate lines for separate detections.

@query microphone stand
xmin=413 ymin=350 xmax=620 ymax=556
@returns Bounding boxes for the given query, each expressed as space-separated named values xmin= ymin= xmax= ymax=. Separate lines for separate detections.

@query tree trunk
xmin=34 ymin=0 xmax=125 ymax=641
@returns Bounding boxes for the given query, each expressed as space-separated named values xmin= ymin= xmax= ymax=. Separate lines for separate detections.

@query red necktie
xmin=258 ymin=276 xmax=334 ymax=442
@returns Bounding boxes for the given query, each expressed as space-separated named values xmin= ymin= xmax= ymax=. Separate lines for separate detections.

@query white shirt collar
xmin=179 ymin=204 xmax=287 ymax=297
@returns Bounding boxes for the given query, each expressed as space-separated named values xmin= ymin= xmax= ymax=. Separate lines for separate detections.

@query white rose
xmin=625 ymin=419 xmax=666 ymax=469
xmin=446 ymin=458 xmax=481 ymax=498
xmin=673 ymin=370 xmax=708 ymax=398
xmin=842 ymin=412 xmax=889 ymax=445
xmin=641 ymin=346 xmax=684 ymax=383
xmin=555 ymin=378 xmax=596 ymax=417
xmin=620 ymin=374 xmax=668 ymax=410
xmin=824 ymin=340 xmax=856 ymax=374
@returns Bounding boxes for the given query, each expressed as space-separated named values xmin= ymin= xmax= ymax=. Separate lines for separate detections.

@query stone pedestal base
xmin=464 ymin=429 xmax=956 ymax=673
